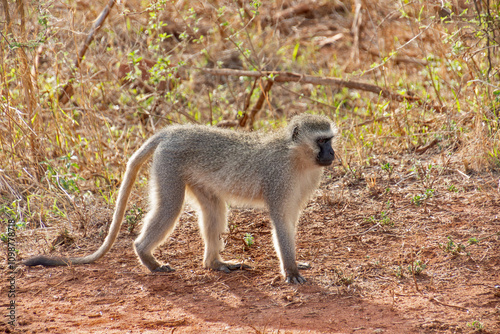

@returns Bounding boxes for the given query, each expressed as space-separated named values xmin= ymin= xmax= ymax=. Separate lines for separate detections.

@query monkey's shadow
xmin=134 ymin=268 xmax=410 ymax=332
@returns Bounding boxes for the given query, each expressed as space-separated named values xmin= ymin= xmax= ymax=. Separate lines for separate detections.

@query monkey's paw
xmin=286 ymin=273 xmax=307 ymax=284
xmin=152 ymin=264 xmax=175 ymax=273
xmin=213 ymin=262 xmax=251 ymax=274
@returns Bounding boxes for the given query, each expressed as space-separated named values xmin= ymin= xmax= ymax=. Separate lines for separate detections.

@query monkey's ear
xmin=292 ymin=126 xmax=300 ymax=141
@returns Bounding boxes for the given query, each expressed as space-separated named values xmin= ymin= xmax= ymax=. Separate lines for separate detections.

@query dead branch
xmin=273 ymin=3 xmax=312 ymax=22
xmin=416 ymin=138 xmax=439 ymax=154
xmin=350 ymin=0 xmax=362 ymax=64
xmin=429 ymin=297 xmax=468 ymax=311
xmin=239 ymin=79 xmax=274 ymax=129
xmin=1 ymin=0 xmax=11 ymax=30
xmin=197 ymin=68 xmax=419 ymax=102
xmin=58 ymin=0 xmax=117 ymax=104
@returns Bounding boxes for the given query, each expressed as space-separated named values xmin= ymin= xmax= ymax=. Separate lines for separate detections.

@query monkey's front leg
xmin=270 ymin=213 xmax=306 ymax=284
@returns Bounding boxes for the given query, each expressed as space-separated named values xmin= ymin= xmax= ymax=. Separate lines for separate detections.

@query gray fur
xmin=23 ymin=114 xmax=337 ymax=284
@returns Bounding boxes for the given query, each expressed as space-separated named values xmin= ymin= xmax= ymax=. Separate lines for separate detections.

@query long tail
xmin=23 ymin=133 xmax=166 ymax=267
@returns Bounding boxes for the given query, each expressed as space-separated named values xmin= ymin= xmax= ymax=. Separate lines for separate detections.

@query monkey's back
xmin=150 ymin=125 xmax=292 ymax=205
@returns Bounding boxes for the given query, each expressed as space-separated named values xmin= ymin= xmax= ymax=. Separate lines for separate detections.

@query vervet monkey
xmin=23 ymin=114 xmax=337 ymax=284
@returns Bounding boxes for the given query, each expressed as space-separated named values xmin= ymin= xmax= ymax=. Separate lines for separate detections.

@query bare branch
xmin=58 ymin=0 xmax=117 ymax=104
xmin=197 ymin=68 xmax=419 ymax=102
xmin=239 ymin=79 xmax=274 ymax=129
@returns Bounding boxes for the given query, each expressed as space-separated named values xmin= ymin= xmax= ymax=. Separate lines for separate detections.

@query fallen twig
xmin=429 ymin=297 xmax=468 ymax=311
xmin=455 ymin=169 xmax=471 ymax=179
xmin=273 ymin=3 xmax=312 ymax=22
xmin=416 ymin=138 xmax=439 ymax=154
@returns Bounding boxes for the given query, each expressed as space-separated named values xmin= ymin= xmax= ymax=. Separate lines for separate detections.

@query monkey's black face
xmin=316 ymin=137 xmax=335 ymax=166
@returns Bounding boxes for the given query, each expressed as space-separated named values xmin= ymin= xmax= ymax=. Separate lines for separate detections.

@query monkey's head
xmin=288 ymin=114 xmax=337 ymax=167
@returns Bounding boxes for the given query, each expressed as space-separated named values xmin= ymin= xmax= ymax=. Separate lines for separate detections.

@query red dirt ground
xmin=3 ymin=157 xmax=500 ymax=333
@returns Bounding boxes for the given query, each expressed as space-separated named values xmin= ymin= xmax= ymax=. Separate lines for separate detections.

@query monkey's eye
xmin=317 ymin=138 xmax=331 ymax=145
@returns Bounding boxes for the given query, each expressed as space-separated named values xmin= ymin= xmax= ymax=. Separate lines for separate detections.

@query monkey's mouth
xmin=316 ymin=152 xmax=335 ymax=166
xmin=316 ymin=157 xmax=334 ymax=166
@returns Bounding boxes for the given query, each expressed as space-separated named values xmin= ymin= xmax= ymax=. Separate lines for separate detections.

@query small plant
xmin=366 ymin=201 xmax=393 ymax=227
xmin=381 ymin=162 xmax=394 ymax=178
xmin=411 ymin=188 xmax=435 ymax=206
xmin=467 ymin=320 xmax=484 ymax=331
xmin=439 ymin=236 xmax=469 ymax=256
xmin=394 ymin=265 xmax=405 ymax=278
xmin=42 ymin=158 xmax=84 ymax=194
xmin=424 ymin=188 xmax=435 ymax=198
xmin=411 ymin=194 xmax=422 ymax=206
xmin=243 ymin=233 xmax=254 ymax=247
xmin=52 ymin=199 xmax=67 ymax=218
xmin=0 ymin=233 xmax=8 ymax=243
xmin=379 ymin=210 xmax=392 ymax=226
xmin=125 ymin=205 xmax=144 ymax=233
xmin=408 ymin=260 xmax=427 ymax=275
xmin=334 ymin=269 xmax=353 ymax=286
xmin=0 ymin=200 xmax=21 ymax=222
xmin=410 ymin=162 xmax=443 ymax=189
xmin=468 ymin=237 xmax=479 ymax=245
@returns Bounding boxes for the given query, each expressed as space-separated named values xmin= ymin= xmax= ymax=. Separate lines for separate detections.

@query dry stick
xmin=58 ymin=0 xmax=117 ymax=104
xmin=354 ymin=116 xmax=391 ymax=127
xmin=244 ymin=78 xmax=258 ymax=111
xmin=273 ymin=3 xmax=312 ymax=22
xmin=477 ymin=231 xmax=500 ymax=242
xmin=206 ymin=89 xmax=214 ymax=126
xmin=350 ymin=0 xmax=362 ymax=64
xmin=429 ymin=297 xmax=468 ymax=311
xmin=16 ymin=0 xmax=25 ymax=35
xmin=415 ymin=138 xmax=439 ymax=154
xmin=239 ymin=78 xmax=259 ymax=128
xmin=197 ymin=68 xmax=419 ymax=103
xmin=1 ymin=0 xmax=11 ymax=30
xmin=240 ymin=79 xmax=274 ymax=129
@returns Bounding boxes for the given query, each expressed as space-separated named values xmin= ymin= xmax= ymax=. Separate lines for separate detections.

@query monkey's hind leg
xmin=134 ymin=177 xmax=186 ymax=273
xmin=189 ymin=186 xmax=249 ymax=273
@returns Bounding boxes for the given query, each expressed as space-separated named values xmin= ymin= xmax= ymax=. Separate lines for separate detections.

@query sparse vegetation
xmin=243 ymin=233 xmax=254 ymax=248
xmin=411 ymin=188 xmax=435 ymax=206
xmin=380 ymin=162 xmax=394 ymax=178
xmin=334 ymin=268 xmax=354 ymax=287
xmin=408 ymin=259 xmax=427 ymax=276
xmin=125 ymin=205 xmax=144 ymax=234
xmin=367 ymin=200 xmax=393 ymax=227
xmin=439 ymin=236 xmax=469 ymax=256
xmin=467 ymin=320 xmax=484 ymax=332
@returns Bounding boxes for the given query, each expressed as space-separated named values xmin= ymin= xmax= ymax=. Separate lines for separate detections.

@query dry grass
xmin=1 ymin=0 xmax=499 ymax=246
xmin=1 ymin=1 xmax=498 ymax=228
